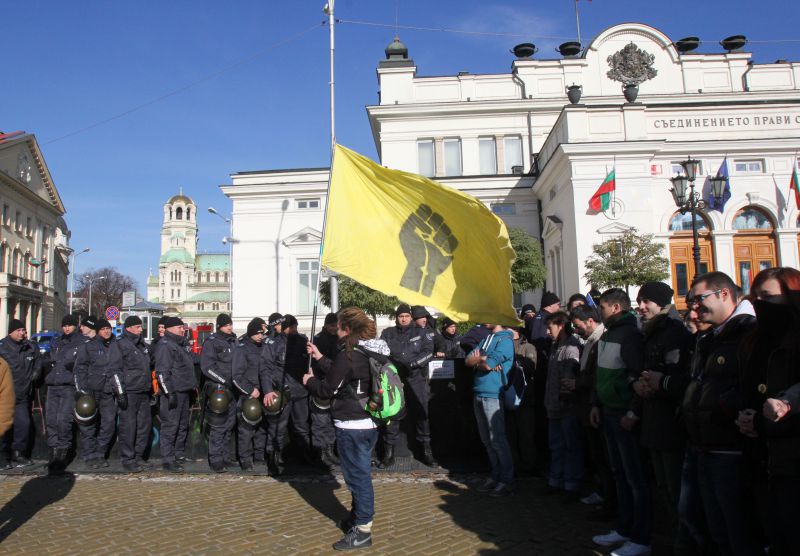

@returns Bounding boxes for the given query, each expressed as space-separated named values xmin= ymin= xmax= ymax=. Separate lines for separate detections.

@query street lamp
xmin=85 ymin=275 xmax=106 ymax=317
xmin=68 ymin=247 xmax=90 ymax=314
xmin=669 ymin=157 xmax=725 ymax=278
xmin=208 ymin=207 xmax=233 ymax=316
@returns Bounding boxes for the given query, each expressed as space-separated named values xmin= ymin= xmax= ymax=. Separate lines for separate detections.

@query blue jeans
xmin=603 ymin=412 xmax=652 ymax=545
xmin=336 ymin=427 xmax=378 ymax=526
xmin=548 ymin=414 xmax=584 ymax=492
xmin=696 ymin=451 xmax=759 ymax=556
xmin=473 ymin=396 xmax=514 ymax=486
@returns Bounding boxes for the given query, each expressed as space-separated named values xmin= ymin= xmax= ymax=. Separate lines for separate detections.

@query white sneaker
xmin=611 ymin=541 xmax=651 ymax=556
xmin=580 ymin=492 xmax=605 ymax=505
xmin=592 ymin=530 xmax=630 ymax=547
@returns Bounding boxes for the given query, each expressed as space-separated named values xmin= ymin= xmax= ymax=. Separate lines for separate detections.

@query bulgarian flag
xmin=589 ymin=169 xmax=616 ymax=211
xmin=791 ymin=165 xmax=800 ymax=209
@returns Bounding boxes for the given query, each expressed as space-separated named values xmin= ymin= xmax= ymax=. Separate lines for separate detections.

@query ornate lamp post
xmin=68 ymin=247 xmax=90 ymax=314
xmin=669 ymin=158 xmax=727 ymax=278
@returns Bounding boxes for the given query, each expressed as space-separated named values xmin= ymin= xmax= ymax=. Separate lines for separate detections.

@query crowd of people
xmin=0 ymin=266 xmax=798 ymax=553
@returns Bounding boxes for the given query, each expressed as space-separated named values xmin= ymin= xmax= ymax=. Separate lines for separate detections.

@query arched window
xmin=186 ymin=208 xmax=191 ymax=221
xmin=796 ymin=215 xmax=799 ymax=228
xmin=732 ymin=207 xmax=773 ymax=230
xmin=169 ymin=207 xmax=173 ymax=220
xmin=0 ymin=244 xmax=6 ymax=272
xmin=176 ymin=207 xmax=183 ymax=220
xmin=224 ymin=272 xmax=228 ymax=283
xmin=206 ymin=271 xmax=210 ymax=282
xmin=215 ymin=272 xmax=220 ymax=282
xmin=198 ymin=303 xmax=204 ymax=311
xmin=197 ymin=272 xmax=201 ymax=282
xmin=669 ymin=212 xmax=710 ymax=232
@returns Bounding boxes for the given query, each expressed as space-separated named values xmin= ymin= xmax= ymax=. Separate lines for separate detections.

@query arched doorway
xmin=732 ymin=206 xmax=777 ymax=295
xmin=668 ymin=212 xmax=714 ymax=309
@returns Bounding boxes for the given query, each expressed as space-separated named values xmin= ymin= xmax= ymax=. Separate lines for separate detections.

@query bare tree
xmin=74 ymin=267 xmax=136 ymax=317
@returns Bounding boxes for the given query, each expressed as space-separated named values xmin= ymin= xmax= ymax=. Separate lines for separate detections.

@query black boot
xmin=267 ymin=452 xmax=283 ymax=476
xmin=378 ymin=445 xmax=395 ymax=469
xmin=320 ymin=445 xmax=340 ymax=468
xmin=421 ymin=443 xmax=438 ymax=467
xmin=11 ymin=450 xmax=32 ymax=467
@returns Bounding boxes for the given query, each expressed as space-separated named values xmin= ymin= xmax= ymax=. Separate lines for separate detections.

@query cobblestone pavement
xmin=0 ymin=471 xmax=671 ymax=555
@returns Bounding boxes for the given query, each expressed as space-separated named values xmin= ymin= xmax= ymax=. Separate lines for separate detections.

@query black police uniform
xmin=74 ymin=335 xmax=124 ymax=463
xmin=232 ymin=335 xmax=267 ymax=464
xmin=116 ymin=330 xmax=155 ymax=466
xmin=45 ymin=329 xmax=84 ymax=455
xmin=310 ymin=328 xmax=338 ymax=450
xmin=200 ymin=330 xmax=238 ymax=466
xmin=261 ymin=331 xmax=311 ymax=458
xmin=0 ymin=335 xmax=41 ymax=461
xmin=154 ymin=331 xmax=197 ymax=465
xmin=379 ymin=324 xmax=434 ymax=447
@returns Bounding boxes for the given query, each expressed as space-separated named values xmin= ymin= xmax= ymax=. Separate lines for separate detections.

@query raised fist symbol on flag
xmin=399 ymin=204 xmax=459 ymax=296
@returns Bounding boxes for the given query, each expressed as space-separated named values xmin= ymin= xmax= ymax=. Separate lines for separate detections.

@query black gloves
xmin=117 ymin=392 xmax=128 ymax=410
xmin=168 ymin=393 xmax=178 ymax=410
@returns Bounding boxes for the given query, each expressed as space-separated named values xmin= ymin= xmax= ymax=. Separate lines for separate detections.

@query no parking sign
xmin=105 ymin=306 xmax=120 ymax=321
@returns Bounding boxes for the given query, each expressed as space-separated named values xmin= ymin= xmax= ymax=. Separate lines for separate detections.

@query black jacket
xmin=440 ymin=330 xmax=465 ymax=359
xmin=200 ymin=331 xmax=237 ymax=392
xmin=154 ymin=331 xmax=198 ymax=394
xmin=75 ymin=336 xmax=123 ymax=395
xmin=306 ymin=347 xmax=384 ymax=422
xmin=46 ymin=330 xmax=84 ymax=387
xmin=639 ymin=307 xmax=693 ymax=450
xmin=379 ymin=324 xmax=433 ymax=376
xmin=116 ymin=331 xmax=154 ymax=393
xmin=313 ymin=329 xmax=339 ymax=360
xmin=0 ymin=336 xmax=41 ymax=401
xmin=681 ymin=313 xmax=756 ymax=451
xmin=459 ymin=324 xmax=490 ymax=354
xmin=232 ymin=336 xmax=263 ymax=397
xmin=261 ymin=332 xmax=310 ymax=397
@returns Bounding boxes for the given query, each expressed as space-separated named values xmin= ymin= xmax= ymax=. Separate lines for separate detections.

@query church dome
xmin=168 ymin=194 xmax=193 ymax=205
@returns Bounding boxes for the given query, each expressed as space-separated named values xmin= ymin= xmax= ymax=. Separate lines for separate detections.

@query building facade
xmin=223 ymin=22 xmax=800 ymax=327
xmin=0 ymin=131 xmax=71 ymax=333
xmin=146 ymin=193 xmax=230 ymax=327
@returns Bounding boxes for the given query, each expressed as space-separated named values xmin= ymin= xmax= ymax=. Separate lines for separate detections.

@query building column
xmin=711 ymin=231 xmax=736 ymax=278
xmin=775 ymin=229 xmax=799 ymax=269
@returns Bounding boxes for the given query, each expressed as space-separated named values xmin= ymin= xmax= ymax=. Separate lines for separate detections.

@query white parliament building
xmin=223 ymin=22 xmax=800 ymax=330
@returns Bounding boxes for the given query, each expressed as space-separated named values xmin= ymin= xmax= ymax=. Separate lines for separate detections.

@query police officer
xmin=261 ymin=314 xmax=311 ymax=475
xmin=116 ymin=316 xmax=155 ymax=472
xmin=154 ymin=317 xmax=197 ymax=472
xmin=80 ymin=316 xmax=98 ymax=340
xmin=0 ymin=319 xmax=41 ymax=468
xmin=266 ymin=312 xmax=283 ymax=340
xmin=200 ymin=313 xmax=238 ymax=473
xmin=310 ymin=312 xmax=339 ymax=468
xmin=74 ymin=318 xmax=124 ymax=469
xmin=45 ymin=314 xmax=85 ymax=472
xmin=232 ymin=318 xmax=268 ymax=471
xmin=379 ymin=303 xmax=435 ymax=468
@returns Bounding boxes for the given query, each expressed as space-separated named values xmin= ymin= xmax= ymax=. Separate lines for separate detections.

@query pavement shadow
xmin=286 ymin=476 xmax=349 ymax=528
xmin=0 ymin=474 xmax=76 ymax=543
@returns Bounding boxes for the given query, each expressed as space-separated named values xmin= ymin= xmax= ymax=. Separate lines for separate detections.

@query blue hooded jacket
xmin=472 ymin=329 xmax=515 ymax=399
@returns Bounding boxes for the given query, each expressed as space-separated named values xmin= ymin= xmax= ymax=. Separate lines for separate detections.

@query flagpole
xmin=574 ymin=0 xmax=582 ymax=44
xmin=310 ymin=0 xmax=338 ymax=341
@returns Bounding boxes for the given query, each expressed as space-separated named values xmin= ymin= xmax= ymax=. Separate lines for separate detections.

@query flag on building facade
xmin=322 ymin=144 xmax=519 ymax=325
xmin=589 ymin=170 xmax=615 ymax=212
xmin=706 ymin=158 xmax=731 ymax=212
xmin=790 ymin=164 xmax=800 ymax=210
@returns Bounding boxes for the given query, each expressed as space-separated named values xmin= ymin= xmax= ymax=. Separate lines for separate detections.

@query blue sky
xmin=3 ymin=1 xmax=798 ymax=293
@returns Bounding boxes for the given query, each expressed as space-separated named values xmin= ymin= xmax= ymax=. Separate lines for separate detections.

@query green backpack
xmin=353 ymin=347 xmax=405 ymax=423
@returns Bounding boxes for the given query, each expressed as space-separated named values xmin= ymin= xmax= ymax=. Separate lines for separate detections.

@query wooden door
xmin=669 ymin=235 xmax=715 ymax=310
xmin=733 ymin=234 xmax=777 ymax=295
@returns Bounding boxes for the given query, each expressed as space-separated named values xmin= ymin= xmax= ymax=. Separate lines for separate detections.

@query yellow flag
xmin=322 ymin=145 xmax=519 ymax=325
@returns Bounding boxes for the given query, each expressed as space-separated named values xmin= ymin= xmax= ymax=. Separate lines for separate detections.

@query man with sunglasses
xmin=643 ymin=271 xmax=758 ymax=555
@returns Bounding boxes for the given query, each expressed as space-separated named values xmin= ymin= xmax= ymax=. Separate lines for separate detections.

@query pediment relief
xmin=283 ymin=226 xmax=322 ymax=246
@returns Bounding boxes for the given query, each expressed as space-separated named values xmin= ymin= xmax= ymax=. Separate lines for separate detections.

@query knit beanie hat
xmin=8 ymin=319 xmax=25 ymax=334
xmin=395 ymin=303 xmax=412 ymax=317
xmin=247 ymin=318 xmax=264 ymax=337
xmin=637 ymin=281 xmax=674 ymax=308
xmin=61 ymin=314 xmax=79 ymax=327
xmin=124 ymin=315 xmax=143 ymax=328
xmin=540 ymin=291 xmax=560 ymax=309
xmin=216 ymin=313 xmax=233 ymax=328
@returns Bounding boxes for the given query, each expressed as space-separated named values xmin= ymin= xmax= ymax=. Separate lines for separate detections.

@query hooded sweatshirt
xmin=472 ymin=329 xmax=515 ymax=399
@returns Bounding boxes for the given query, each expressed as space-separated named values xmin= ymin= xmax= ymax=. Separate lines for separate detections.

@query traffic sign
xmin=105 ymin=306 xmax=120 ymax=320
xmin=122 ymin=291 xmax=136 ymax=307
